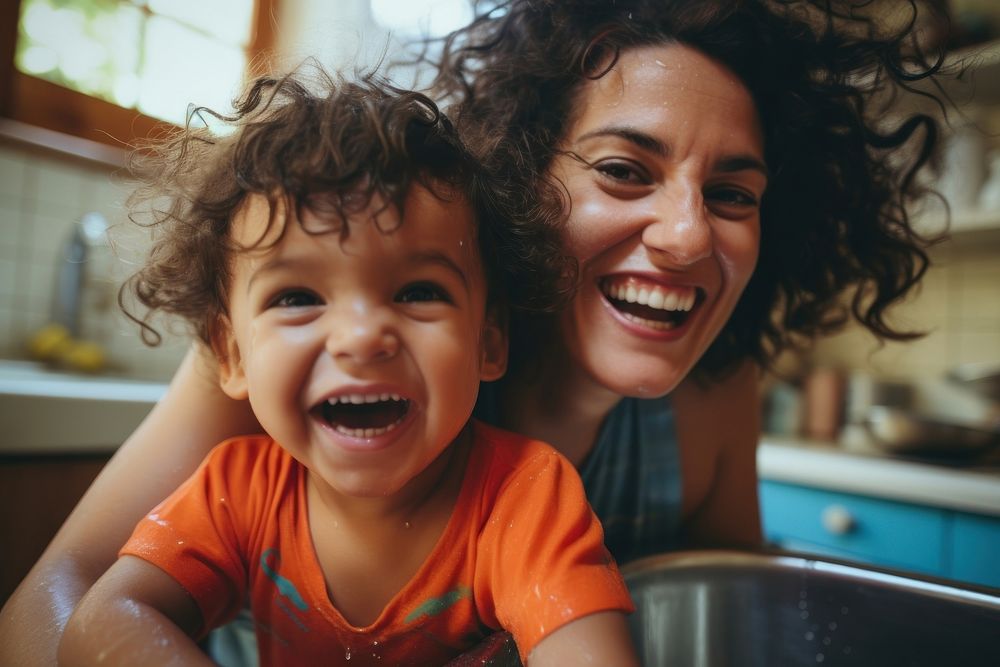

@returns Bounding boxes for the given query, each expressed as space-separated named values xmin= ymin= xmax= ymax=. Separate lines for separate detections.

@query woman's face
xmin=550 ymin=42 xmax=766 ymax=399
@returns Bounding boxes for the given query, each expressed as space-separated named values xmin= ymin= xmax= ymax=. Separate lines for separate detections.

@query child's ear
xmin=210 ymin=317 xmax=249 ymax=400
xmin=479 ymin=305 xmax=508 ymax=382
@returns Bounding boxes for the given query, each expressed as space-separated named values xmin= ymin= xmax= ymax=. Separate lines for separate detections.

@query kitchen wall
xmin=0 ymin=138 xmax=189 ymax=380
xmin=805 ymin=238 xmax=1000 ymax=380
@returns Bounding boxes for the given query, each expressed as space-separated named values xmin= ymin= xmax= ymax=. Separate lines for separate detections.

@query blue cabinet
xmin=760 ymin=480 xmax=1000 ymax=589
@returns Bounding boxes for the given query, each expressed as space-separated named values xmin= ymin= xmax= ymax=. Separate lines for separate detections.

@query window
xmin=0 ymin=0 xmax=278 ymax=148
xmin=370 ymin=0 xmax=472 ymax=39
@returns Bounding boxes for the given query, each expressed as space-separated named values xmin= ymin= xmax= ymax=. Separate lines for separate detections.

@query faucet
xmin=51 ymin=212 xmax=111 ymax=338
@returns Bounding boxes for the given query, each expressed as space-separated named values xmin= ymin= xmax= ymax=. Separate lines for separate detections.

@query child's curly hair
xmin=122 ymin=67 xmax=574 ymax=346
xmin=425 ymin=0 xmax=947 ymax=378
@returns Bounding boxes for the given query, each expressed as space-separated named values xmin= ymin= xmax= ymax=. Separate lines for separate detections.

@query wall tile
xmin=0 ymin=150 xmax=26 ymax=201
xmin=0 ymin=199 xmax=25 ymax=257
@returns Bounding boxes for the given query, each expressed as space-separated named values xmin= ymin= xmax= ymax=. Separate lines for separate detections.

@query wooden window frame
xmin=0 ymin=0 xmax=279 ymax=148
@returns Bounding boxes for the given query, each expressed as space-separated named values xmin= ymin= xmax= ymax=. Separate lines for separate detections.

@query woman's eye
xmin=706 ymin=187 xmax=760 ymax=217
xmin=270 ymin=290 xmax=320 ymax=309
xmin=594 ymin=160 xmax=650 ymax=185
xmin=397 ymin=283 xmax=449 ymax=303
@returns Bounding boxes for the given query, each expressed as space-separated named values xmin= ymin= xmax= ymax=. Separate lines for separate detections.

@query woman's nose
xmin=325 ymin=307 xmax=400 ymax=366
xmin=641 ymin=183 xmax=713 ymax=266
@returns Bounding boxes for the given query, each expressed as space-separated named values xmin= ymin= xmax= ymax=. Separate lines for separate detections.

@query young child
xmin=56 ymin=71 xmax=638 ymax=667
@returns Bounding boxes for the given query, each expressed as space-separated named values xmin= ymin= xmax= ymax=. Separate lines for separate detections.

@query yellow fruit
xmin=28 ymin=324 xmax=73 ymax=361
xmin=61 ymin=340 xmax=108 ymax=374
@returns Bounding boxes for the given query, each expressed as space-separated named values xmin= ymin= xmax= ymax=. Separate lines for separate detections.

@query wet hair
xmin=122 ymin=67 xmax=573 ymax=346
xmin=425 ymin=0 xmax=946 ymax=378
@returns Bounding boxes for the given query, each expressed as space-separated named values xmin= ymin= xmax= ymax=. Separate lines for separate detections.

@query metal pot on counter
xmin=860 ymin=365 xmax=1000 ymax=460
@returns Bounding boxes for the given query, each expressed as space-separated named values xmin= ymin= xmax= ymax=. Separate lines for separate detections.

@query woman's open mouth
xmin=312 ymin=393 xmax=410 ymax=438
xmin=600 ymin=276 xmax=700 ymax=331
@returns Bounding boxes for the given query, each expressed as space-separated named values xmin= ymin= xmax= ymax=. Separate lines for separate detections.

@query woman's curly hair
xmin=425 ymin=0 xmax=945 ymax=378
xmin=123 ymin=67 xmax=574 ymax=346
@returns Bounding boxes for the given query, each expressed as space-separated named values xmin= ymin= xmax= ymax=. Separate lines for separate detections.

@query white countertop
xmin=759 ymin=436 xmax=1000 ymax=517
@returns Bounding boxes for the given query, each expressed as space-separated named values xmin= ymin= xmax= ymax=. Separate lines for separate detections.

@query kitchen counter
xmin=759 ymin=435 xmax=1000 ymax=517
xmin=3 ymin=358 xmax=999 ymax=519
xmin=0 ymin=360 xmax=167 ymax=454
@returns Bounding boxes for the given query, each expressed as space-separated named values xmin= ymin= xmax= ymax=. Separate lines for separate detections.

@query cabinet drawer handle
xmin=821 ymin=504 xmax=855 ymax=535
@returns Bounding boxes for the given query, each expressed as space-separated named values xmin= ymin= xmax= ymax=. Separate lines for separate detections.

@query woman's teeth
xmin=600 ymin=278 xmax=698 ymax=330
xmin=601 ymin=281 xmax=696 ymax=312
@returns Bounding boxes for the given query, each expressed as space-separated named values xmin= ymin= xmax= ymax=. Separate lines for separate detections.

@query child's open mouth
xmin=313 ymin=393 xmax=410 ymax=438
xmin=600 ymin=277 xmax=700 ymax=331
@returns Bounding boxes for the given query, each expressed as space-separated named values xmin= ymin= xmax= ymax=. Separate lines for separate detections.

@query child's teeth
xmin=327 ymin=394 xmax=407 ymax=406
xmin=332 ymin=420 xmax=401 ymax=438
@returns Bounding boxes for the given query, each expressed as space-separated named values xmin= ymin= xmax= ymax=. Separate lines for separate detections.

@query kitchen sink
xmin=624 ymin=549 xmax=1000 ymax=666
xmin=450 ymin=548 xmax=1000 ymax=666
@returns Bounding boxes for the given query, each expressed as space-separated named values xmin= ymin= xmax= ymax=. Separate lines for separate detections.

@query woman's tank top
xmin=474 ymin=385 xmax=683 ymax=564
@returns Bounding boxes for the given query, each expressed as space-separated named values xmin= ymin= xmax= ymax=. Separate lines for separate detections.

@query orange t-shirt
xmin=121 ymin=420 xmax=634 ymax=666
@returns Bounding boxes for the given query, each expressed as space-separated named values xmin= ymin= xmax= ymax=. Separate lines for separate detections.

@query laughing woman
xmin=0 ymin=1 xmax=943 ymax=664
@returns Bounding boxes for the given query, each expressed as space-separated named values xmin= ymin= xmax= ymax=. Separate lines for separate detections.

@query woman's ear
xmin=479 ymin=305 xmax=508 ymax=382
xmin=210 ymin=318 xmax=249 ymax=400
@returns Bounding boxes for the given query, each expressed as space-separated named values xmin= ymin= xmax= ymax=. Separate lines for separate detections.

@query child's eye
xmin=269 ymin=290 xmax=321 ymax=309
xmin=396 ymin=282 xmax=450 ymax=303
xmin=594 ymin=160 xmax=651 ymax=186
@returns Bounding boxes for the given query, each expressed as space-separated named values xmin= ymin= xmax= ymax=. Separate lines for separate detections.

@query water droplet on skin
xmin=655 ymin=59 xmax=666 ymax=67
xmin=404 ymin=521 xmax=412 ymax=529
xmin=177 ymin=540 xmax=184 ymax=546
xmin=345 ymin=647 xmax=351 ymax=660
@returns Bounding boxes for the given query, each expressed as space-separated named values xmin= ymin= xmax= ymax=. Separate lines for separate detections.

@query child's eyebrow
xmin=409 ymin=250 xmax=470 ymax=289
xmin=245 ymin=258 xmax=301 ymax=293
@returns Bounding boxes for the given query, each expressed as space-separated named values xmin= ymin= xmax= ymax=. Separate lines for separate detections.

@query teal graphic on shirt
xmin=405 ymin=585 xmax=471 ymax=624
xmin=261 ymin=548 xmax=309 ymax=612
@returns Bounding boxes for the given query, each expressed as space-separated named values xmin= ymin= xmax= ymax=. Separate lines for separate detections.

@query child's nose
xmin=641 ymin=182 xmax=713 ymax=267
xmin=325 ymin=308 xmax=400 ymax=366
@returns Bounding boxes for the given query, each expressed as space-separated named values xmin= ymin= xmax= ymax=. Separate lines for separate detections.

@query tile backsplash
xmin=806 ymin=237 xmax=1000 ymax=381
xmin=0 ymin=139 xmax=188 ymax=381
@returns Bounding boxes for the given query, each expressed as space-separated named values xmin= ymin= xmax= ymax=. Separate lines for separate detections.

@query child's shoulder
xmin=204 ymin=434 xmax=288 ymax=473
xmin=470 ymin=419 xmax=572 ymax=477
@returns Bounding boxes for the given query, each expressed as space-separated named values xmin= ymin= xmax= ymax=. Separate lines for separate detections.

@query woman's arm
xmin=672 ymin=360 xmax=764 ymax=547
xmin=58 ymin=555 xmax=211 ymax=667
xmin=0 ymin=345 xmax=260 ymax=667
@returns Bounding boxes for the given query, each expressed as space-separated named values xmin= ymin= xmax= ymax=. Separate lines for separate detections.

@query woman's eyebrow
xmin=577 ymin=126 xmax=667 ymax=156
xmin=576 ymin=126 xmax=769 ymax=178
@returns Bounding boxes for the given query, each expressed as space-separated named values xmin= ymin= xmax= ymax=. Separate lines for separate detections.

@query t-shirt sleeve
xmin=120 ymin=438 xmax=259 ymax=636
xmin=474 ymin=448 xmax=635 ymax=660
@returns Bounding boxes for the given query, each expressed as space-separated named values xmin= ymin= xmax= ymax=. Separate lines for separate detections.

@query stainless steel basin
xmin=623 ymin=550 xmax=1000 ymax=667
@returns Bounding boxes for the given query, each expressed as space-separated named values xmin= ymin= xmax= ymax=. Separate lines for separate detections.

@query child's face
xmin=216 ymin=185 xmax=506 ymax=499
